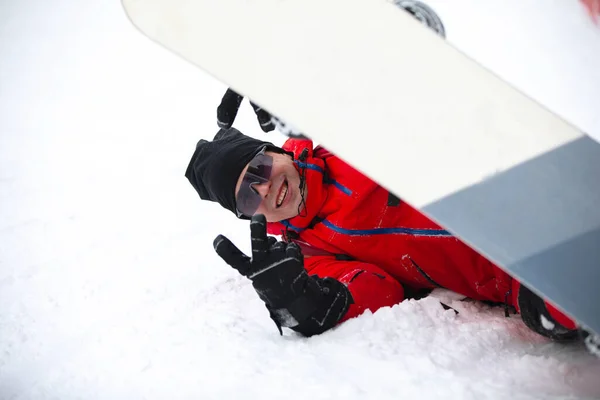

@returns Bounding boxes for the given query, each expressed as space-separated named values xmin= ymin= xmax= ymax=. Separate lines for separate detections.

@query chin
xmin=283 ymin=207 xmax=301 ymax=221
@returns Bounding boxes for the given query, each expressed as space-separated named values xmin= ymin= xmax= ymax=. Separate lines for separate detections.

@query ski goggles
xmin=236 ymin=146 xmax=273 ymax=217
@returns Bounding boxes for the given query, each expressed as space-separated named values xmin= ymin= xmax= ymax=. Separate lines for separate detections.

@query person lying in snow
xmin=185 ymin=92 xmax=598 ymax=356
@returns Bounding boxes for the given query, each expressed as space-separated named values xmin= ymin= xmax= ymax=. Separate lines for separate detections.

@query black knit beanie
xmin=185 ymin=127 xmax=286 ymax=219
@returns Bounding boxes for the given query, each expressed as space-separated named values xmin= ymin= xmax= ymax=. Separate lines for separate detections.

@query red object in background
xmin=581 ymin=0 xmax=600 ymax=23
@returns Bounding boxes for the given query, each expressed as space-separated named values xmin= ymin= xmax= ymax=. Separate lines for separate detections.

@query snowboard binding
xmin=393 ymin=0 xmax=446 ymax=38
xmin=582 ymin=329 xmax=600 ymax=358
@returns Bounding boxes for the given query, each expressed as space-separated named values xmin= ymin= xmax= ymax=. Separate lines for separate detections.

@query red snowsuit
xmin=267 ymin=138 xmax=577 ymax=330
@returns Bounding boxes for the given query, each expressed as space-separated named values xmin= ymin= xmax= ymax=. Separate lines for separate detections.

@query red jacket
xmin=267 ymin=138 xmax=519 ymax=322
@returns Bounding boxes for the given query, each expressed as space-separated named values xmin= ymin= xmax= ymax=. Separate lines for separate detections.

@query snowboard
xmin=121 ymin=0 xmax=600 ymax=334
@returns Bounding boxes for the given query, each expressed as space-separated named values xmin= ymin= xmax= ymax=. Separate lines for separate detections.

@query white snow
xmin=1 ymin=1 xmax=599 ymax=399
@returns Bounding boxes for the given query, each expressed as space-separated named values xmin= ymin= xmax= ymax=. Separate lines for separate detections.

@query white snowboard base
xmin=121 ymin=0 xmax=600 ymax=333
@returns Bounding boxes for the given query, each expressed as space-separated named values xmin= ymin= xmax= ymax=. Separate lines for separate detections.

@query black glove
xmin=213 ymin=214 xmax=353 ymax=336
xmin=217 ymin=88 xmax=275 ymax=132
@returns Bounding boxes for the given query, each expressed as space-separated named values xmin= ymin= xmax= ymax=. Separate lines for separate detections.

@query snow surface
xmin=1 ymin=0 xmax=599 ymax=399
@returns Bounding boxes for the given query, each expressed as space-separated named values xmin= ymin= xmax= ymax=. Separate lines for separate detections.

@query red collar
xmin=267 ymin=140 xmax=327 ymax=236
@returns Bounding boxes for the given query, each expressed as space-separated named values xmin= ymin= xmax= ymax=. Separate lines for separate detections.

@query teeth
xmin=277 ymin=182 xmax=288 ymax=207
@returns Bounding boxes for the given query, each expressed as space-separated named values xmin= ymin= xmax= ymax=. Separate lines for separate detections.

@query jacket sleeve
xmin=304 ymin=255 xmax=405 ymax=323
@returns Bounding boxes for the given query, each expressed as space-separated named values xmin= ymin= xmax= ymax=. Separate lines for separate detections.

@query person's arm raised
xmin=213 ymin=214 xmax=352 ymax=336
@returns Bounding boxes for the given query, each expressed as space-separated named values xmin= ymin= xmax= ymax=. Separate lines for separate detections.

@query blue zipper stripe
xmin=327 ymin=179 xmax=353 ymax=196
xmin=294 ymin=160 xmax=352 ymax=196
xmin=294 ymin=161 xmax=323 ymax=173
xmin=280 ymin=220 xmax=304 ymax=232
xmin=321 ymin=219 xmax=453 ymax=237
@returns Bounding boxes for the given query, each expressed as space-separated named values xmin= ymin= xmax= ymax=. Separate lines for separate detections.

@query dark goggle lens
xmin=236 ymin=152 xmax=273 ymax=216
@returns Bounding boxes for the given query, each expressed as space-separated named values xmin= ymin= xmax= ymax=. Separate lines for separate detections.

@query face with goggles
xmin=235 ymin=147 xmax=304 ymax=222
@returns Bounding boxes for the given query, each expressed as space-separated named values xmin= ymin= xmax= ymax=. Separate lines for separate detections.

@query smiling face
xmin=235 ymin=150 xmax=304 ymax=222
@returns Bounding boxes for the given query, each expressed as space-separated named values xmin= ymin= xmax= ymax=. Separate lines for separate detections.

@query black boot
xmin=250 ymin=102 xmax=275 ymax=132
xmin=517 ymin=285 xmax=579 ymax=342
xmin=581 ymin=329 xmax=600 ymax=358
xmin=217 ymin=89 xmax=244 ymax=129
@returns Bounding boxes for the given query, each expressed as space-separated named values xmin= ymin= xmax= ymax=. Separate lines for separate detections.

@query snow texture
xmin=1 ymin=0 xmax=599 ymax=399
